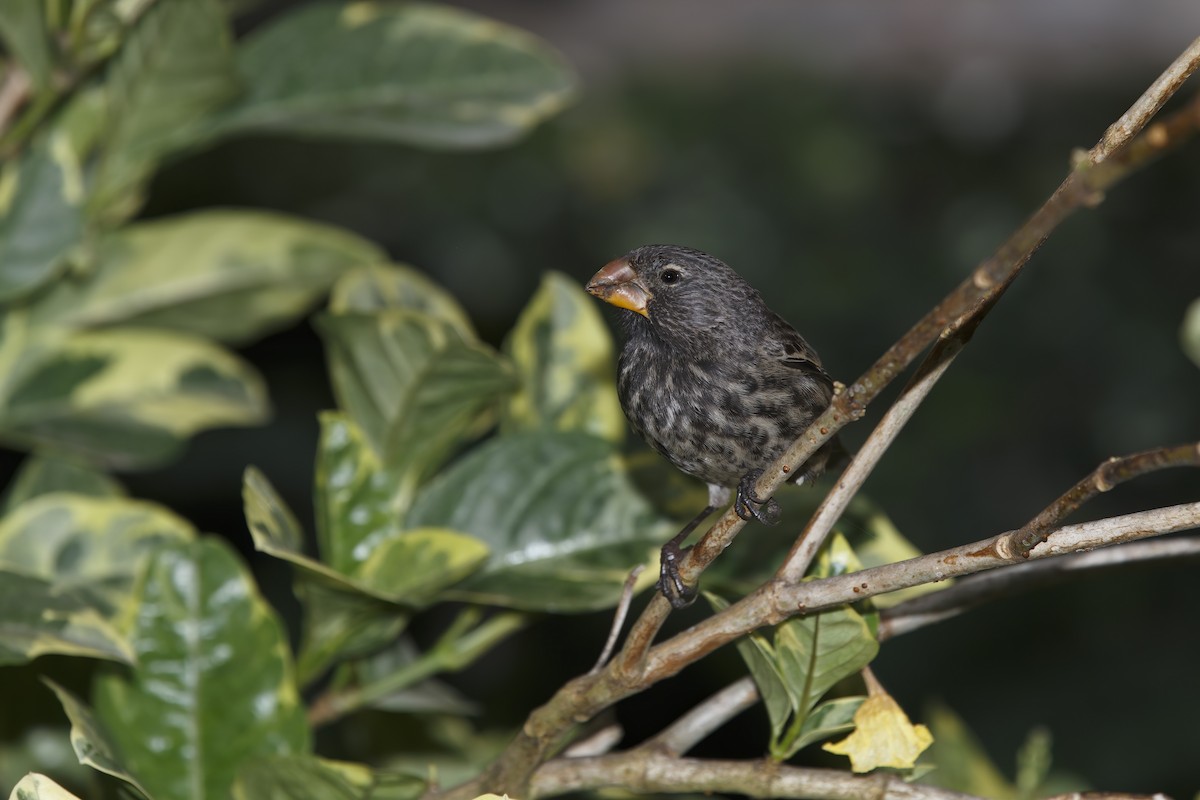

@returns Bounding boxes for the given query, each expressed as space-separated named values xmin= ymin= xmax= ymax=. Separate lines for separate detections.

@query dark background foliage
xmin=5 ymin=1 xmax=1200 ymax=795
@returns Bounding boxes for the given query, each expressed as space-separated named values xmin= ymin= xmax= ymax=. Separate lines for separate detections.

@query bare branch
xmin=644 ymin=502 xmax=1200 ymax=679
xmin=879 ymin=534 xmax=1200 ymax=639
xmin=1096 ymin=35 xmax=1200 ymax=159
xmin=590 ymin=565 xmax=643 ymax=674
xmin=1002 ymin=443 xmax=1200 ymax=557
xmin=532 ymin=752 xmax=982 ymax=800
xmin=645 ymin=676 xmax=758 ymax=757
xmin=778 ymin=329 xmax=966 ymax=583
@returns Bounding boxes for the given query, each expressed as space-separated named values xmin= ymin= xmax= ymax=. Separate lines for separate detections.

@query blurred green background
xmin=8 ymin=1 xmax=1200 ymax=794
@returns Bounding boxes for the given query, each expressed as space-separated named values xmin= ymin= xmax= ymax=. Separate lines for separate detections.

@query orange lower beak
xmin=586 ymin=257 xmax=651 ymax=318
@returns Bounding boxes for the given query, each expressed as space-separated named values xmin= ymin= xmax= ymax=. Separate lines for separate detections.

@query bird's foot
xmin=658 ymin=540 xmax=697 ymax=609
xmin=734 ymin=469 xmax=781 ymax=525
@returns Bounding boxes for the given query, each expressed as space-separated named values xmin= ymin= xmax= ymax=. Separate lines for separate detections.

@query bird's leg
xmin=734 ymin=469 xmax=781 ymax=525
xmin=658 ymin=504 xmax=714 ymax=609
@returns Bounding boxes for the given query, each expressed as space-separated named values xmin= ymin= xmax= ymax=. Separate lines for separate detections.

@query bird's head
xmin=586 ymin=245 xmax=762 ymax=345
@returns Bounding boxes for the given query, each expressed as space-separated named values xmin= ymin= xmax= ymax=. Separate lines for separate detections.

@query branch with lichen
xmin=426 ymin=36 xmax=1200 ymax=800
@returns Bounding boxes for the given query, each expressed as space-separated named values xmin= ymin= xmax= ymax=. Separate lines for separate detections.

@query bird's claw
xmin=658 ymin=541 xmax=697 ymax=609
xmin=735 ymin=470 xmax=781 ymax=525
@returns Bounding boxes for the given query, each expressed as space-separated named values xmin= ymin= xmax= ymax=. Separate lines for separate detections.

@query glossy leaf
xmin=356 ymin=528 xmax=489 ymax=605
xmin=0 ymin=493 xmax=194 ymax=588
xmin=244 ymin=466 xmax=408 ymax=683
xmin=0 ymin=571 xmax=131 ymax=665
xmin=210 ymin=2 xmax=575 ymax=148
xmin=407 ymin=431 xmax=671 ymax=611
xmin=330 ymin=263 xmax=473 ymax=335
xmin=0 ymin=0 xmax=53 ymax=89
xmin=0 ymin=327 xmax=268 ymax=467
xmin=93 ymin=538 xmax=309 ymax=800
xmin=1182 ymin=297 xmax=1200 ymax=369
xmin=317 ymin=310 xmax=515 ymax=480
xmin=44 ymin=681 xmax=149 ymax=797
xmin=775 ymin=605 xmax=878 ymax=724
xmin=8 ymin=772 xmax=84 ymax=800
xmin=234 ymin=755 xmax=425 ymax=800
xmin=314 ymin=411 xmax=402 ymax=574
xmin=2 ymin=454 xmax=125 ymax=513
xmin=502 ymin=271 xmax=625 ymax=442
xmin=32 ymin=210 xmax=384 ymax=344
xmin=0 ymin=145 xmax=85 ymax=302
xmin=89 ymin=0 xmax=239 ymax=221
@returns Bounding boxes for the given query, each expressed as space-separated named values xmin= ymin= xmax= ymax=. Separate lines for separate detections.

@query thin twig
xmin=590 ymin=565 xmax=643 ymax=674
xmin=778 ymin=323 xmax=969 ymax=583
xmin=1096 ymin=35 xmax=1200 ymax=159
xmin=644 ymin=676 xmax=759 ymax=757
xmin=0 ymin=66 xmax=32 ymax=137
xmin=532 ymin=752 xmax=982 ymax=800
xmin=879 ymin=535 xmax=1200 ymax=640
xmin=1002 ymin=443 xmax=1200 ymax=556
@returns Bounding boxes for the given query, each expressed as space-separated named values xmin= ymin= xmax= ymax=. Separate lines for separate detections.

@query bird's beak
xmin=586 ymin=257 xmax=652 ymax=318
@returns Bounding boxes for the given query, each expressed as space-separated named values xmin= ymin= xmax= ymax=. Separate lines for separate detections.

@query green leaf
xmin=314 ymin=412 xmax=490 ymax=594
xmin=705 ymin=591 xmax=794 ymax=743
xmin=314 ymin=411 xmax=401 ymax=574
xmin=775 ymin=606 xmax=879 ymax=723
xmin=331 ymin=636 xmax=476 ymax=716
xmin=407 ymin=431 xmax=671 ymax=611
xmin=93 ymin=538 xmax=310 ymax=800
xmin=0 ymin=0 xmax=53 ymax=89
xmin=234 ymin=755 xmax=425 ymax=800
xmin=0 ymin=571 xmax=132 ymax=665
xmin=356 ymin=528 xmax=489 ymax=606
xmin=31 ymin=210 xmax=384 ymax=344
xmin=89 ymin=0 xmax=239 ymax=221
xmin=789 ymin=696 xmax=866 ymax=753
xmin=316 ymin=310 xmax=515 ymax=482
xmin=502 ymin=271 xmax=625 ymax=442
xmin=8 ymin=772 xmax=84 ymax=800
xmin=43 ymin=680 xmax=150 ymax=798
xmin=837 ymin=497 xmax=943 ymax=608
xmin=210 ymin=2 xmax=575 ymax=149
xmin=0 ymin=145 xmax=85 ymax=302
xmin=330 ymin=263 xmax=473 ymax=335
xmin=293 ymin=579 xmax=407 ymax=687
xmin=0 ymin=327 xmax=268 ymax=468
xmin=0 ymin=493 xmax=194 ymax=612
xmin=243 ymin=466 xmax=408 ymax=683
xmin=2 ymin=453 xmax=125 ymax=513
xmin=1182 ymin=297 xmax=1200 ymax=369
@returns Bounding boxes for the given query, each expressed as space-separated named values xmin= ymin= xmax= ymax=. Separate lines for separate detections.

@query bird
xmin=586 ymin=244 xmax=844 ymax=608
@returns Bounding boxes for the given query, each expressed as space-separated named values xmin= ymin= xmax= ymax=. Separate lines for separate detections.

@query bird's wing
xmin=762 ymin=324 xmax=835 ymax=391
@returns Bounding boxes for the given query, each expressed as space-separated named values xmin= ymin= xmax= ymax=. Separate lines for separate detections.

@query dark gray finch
xmin=587 ymin=244 xmax=845 ymax=608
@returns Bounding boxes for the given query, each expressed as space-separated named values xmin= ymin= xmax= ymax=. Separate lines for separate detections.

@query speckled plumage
xmin=587 ymin=244 xmax=843 ymax=607
xmin=611 ymin=245 xmax=837 ymax=502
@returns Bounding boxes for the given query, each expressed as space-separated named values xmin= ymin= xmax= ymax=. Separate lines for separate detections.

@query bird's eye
xmin=660 ymin=268 xmax=681 ymax=284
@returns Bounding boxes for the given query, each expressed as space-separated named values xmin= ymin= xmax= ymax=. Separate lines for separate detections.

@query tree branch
xmin=1003 ymin=443 xmax=1200 ymax=556
xmin=644 ymin=676 xmax=759 ymax=756
xmin=531 ymin=752 xmax=983 ymax=800
xmin=879 ymin=534 xmax=1200 ymax=640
